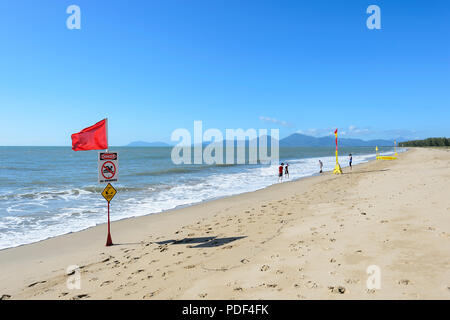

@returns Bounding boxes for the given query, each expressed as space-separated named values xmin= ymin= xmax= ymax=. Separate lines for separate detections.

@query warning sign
xmin=102 ymin=183 xmax=117 ymax=202
xmin=98 ymin=152 xmax=119 ymax=183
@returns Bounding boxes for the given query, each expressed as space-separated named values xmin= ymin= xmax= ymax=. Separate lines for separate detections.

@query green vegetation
xmin=399 ymin=137 xmax=450 ymax=147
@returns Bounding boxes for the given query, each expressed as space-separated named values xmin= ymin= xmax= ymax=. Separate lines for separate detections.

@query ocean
xmin=0 ymin=146 xmax=397 ymax=250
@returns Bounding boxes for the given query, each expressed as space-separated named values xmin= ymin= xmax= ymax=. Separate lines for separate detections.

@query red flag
xmin=71 ymin=119 xmax=108 ymax=151
xmin=334 ymin=129 xmax=338 ymax=149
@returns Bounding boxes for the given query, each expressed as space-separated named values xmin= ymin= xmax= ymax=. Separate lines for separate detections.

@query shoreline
xmin=0 ymin=150 xmax=387 ymax=252
xmin=1 ymin=147 xmax=448 ymax=299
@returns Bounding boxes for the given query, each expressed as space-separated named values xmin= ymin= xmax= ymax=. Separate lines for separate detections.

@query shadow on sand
xmin=156 ymin=236 xmax=246 ymax=248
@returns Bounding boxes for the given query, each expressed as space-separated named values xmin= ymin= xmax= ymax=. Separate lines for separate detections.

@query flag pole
xmin=106 ymin=117 xmax=109 ymax=152
xmin=333 ymin=128 xmax=343 ymax=174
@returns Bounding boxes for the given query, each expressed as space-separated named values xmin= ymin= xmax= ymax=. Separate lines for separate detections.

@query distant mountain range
xmin=279 ymin=133 xmax=395 ymax=147
xmin=127 ymin=133 xmax=396 ymax=147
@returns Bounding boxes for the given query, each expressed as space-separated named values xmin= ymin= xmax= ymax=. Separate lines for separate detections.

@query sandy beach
xmin=0 ymin=147 xmax=449 ymax=300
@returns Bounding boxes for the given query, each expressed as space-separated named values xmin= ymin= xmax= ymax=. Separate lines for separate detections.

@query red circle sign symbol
xmin=101 ymin=161 xmax=116 ymax=180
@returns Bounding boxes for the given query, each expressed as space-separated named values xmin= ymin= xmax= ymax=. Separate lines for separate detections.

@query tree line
xmin=399 ymin=137 xmax=450 ymax=147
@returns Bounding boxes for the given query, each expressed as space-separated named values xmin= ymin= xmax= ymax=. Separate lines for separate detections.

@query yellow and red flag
xmin=334 ymin=129 xmax=338 ymax=150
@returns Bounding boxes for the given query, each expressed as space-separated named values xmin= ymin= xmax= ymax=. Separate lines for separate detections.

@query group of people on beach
xmin=279 ymin=154 xmax=353 ymax=181
xmin=277 ymin=163 xmax=289 ymax=182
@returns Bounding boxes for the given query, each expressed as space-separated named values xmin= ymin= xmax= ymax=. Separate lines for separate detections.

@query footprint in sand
xmin=399 ymin=279 xmax=411 ymax=285
xmin=143 ymin=291 xmax=159 ymax=299
xmin=260 ymin=265 xmax=270 ymax=271
xmin=28 ymin=281 xmax=46 ymax=287
xmin=306 ymin=281 xmax=319 ymax=289
xmin=328 ymin=286 xmax=346 ymax=294
xmin=345 ymin=278 xmax=360 ymax=284
xmin=132 ymin=269 xmax=145 ymax=275
xmin=156 ymin=245 xmax=169 ymax=252
xmin=100 ymin=280 xmax=113 ymax=287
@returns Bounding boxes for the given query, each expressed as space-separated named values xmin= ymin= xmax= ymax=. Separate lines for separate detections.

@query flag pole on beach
xmin=333 ymin=129 xmax=343 ymax=174
xmin=104 ymin=117 xmax=113 ymax=247
xmin=106 ymin=200 xmax=113 ymax=246
xmin=71 ymin=118 xmax=117 ymax=247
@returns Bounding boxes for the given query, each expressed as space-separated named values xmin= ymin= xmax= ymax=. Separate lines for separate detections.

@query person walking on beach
xmin=284 ymin=163 xmax=289 ymax=179
xmin=319 ymin=160 xmax=323 ymax=173
xmin=349 ymin=154 xmax=353 ymax=171
xmin=278 ymin=163 xmax=284 ymax=182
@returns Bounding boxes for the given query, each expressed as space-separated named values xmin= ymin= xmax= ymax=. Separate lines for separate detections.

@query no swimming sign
xmin=98 ymin=152 xmax=119 ymax=184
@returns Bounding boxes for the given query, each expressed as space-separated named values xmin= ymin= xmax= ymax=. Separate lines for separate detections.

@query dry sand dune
xmin=0 ymin=148 xmax=449 ymax=300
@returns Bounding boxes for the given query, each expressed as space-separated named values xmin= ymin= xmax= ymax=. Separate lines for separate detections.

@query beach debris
xmin=360 ymin=212 xmax=367 ymax=215
xmin=240 ymin=258 xmax=250 ymax=264
xmin=0 ymin=294 xmax=11 ymax=300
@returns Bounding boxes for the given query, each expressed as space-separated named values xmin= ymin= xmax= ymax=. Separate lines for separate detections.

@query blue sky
xmin=0 ymin=0 xmax=449 ymax=146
